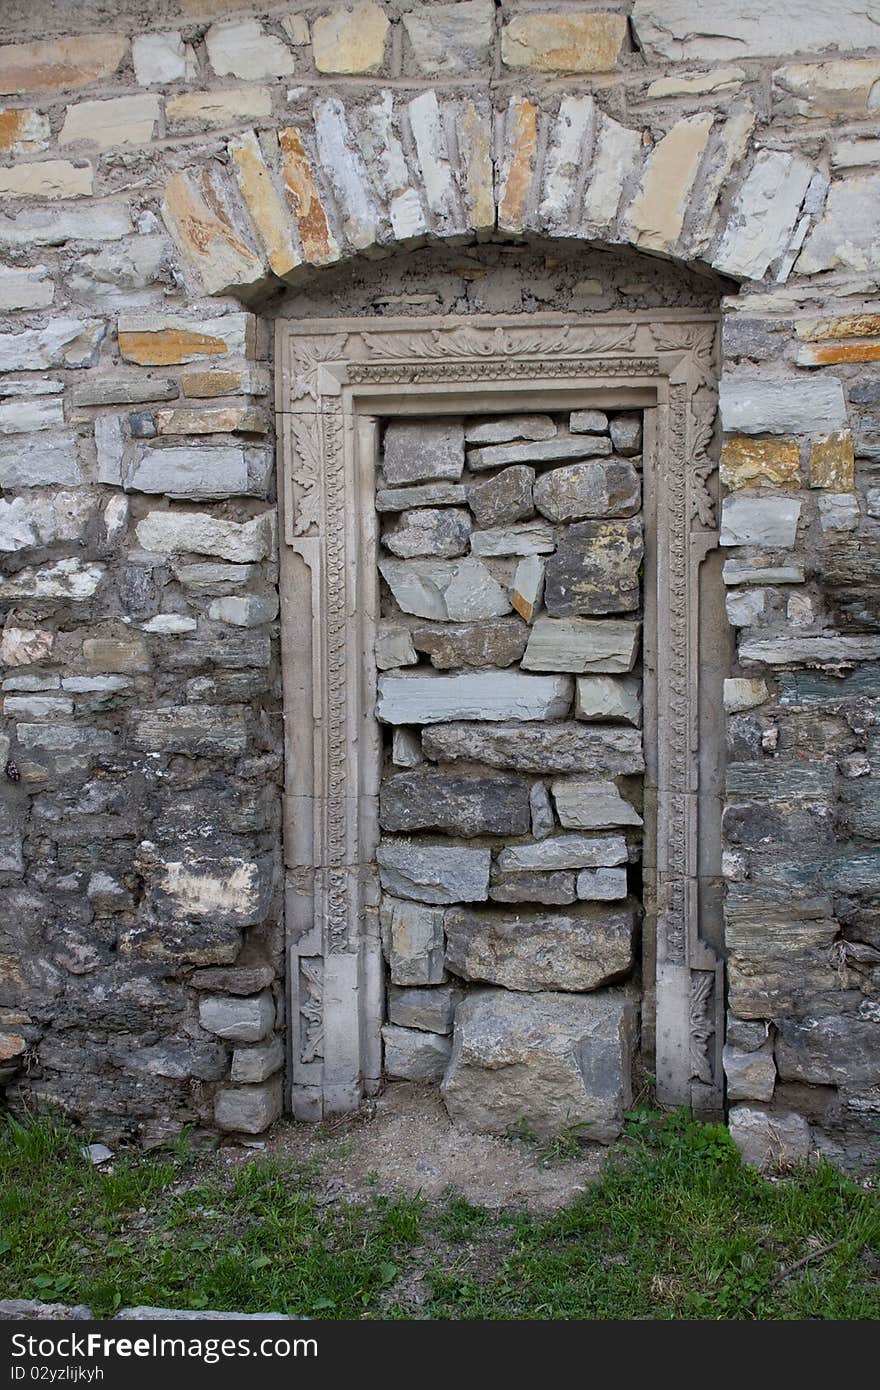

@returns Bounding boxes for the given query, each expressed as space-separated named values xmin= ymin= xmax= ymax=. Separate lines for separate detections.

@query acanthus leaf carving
xmin=651 ymin=322 xmax=716 ymax=388
xmin=690 ymin=971 xmax=715 ymax=1084
xmin=355 ymin=323 xmax=637 ymax=361
xmin=299 ymin=957 xmax=324 ymax=1063
xmin=690 ymin=385 xmax=719 ymax=530
xmin=290 ymin=333 xmax=349 ymax=399
xmin=289 ymin=414 xmax=322 ymax=536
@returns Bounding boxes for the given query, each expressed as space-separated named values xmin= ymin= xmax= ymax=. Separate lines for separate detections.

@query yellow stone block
xmin=797 ymin=340 xmax=880 ymax=366
xmin=312 ymin=3 xmax=390 ymax=74
xmin=155 ymin=406 xmax=268 ymax=435
xmin=0 ymin=33 xmax=127 ymax=96
xmin=59 ymin=94 xmax=161 ymax=149
xmin=167 ymin=88 xmax=273 ymax=127
xmin=810 ymin=432 xmax=855 ymax=491
xmin=502 ymin=12 xmax=627 ymax=73
xmin=624 ymin=113 xmax=714 ymax=252
xmin=797 ymin=312 xmax=880 ymax=340
xmin=82 ymin=637 xmax=150 ymax=674
xmin=720 ymin=437 xmax=801 ymax=490
xmin=229 ymin=130 xmax=301 ymax=280
xmin=182 ymin=369 xmax=260 ymax=398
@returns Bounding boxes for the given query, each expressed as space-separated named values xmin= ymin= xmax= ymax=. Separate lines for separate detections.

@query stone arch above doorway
xmin=159 ymin=90 xmax=822 ymax=303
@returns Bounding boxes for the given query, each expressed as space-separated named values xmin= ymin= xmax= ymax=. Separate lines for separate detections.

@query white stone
xmin=132 ymin=32 xmax=187 ymax=85
xmin=538 ymin=95 xmax=596 ymax=233
xmin=60 ymin=95 xmax=161 ymax=149
xmin=719 ymin=497 xmax=801 ymax=548
xmin=140 ymin=615 xmax=198 ymax=634
xmin=378 ymin=557 xmax=511 ymax=621
xmin=0 ymin=557 xmax=104 ymax=601
xmin=0 ymin=319 xmax=104 ymax=372
xmin=632 ymin=0 xmax=880 ymax=61
xmin=407 ymin=90 xmax=460 ymax=233
xmin=0 ymin=397 xmax=64 ymax=434
xmin=0 ymin=204 xmax=132 ymax=248
xmin=719 ymin=376 xmax=847 ymax=435
xmin=713 ymin=150 xmax=813 ymax=280
xmin=728 ymin=1105 xmax=811 ymax=1171
xmin=497 ymin=835 xmax=628 ymax=873
xmin=798 ymin=174 xmax=880 ymax=275
xmin=580 ymin=113 xmax=643 ymax=234
xmin=392 ymin=727 xmax=423 ymax=768
xmin=199 ymin=992 xmax=274 ymax=1043
xmin=576 ymin=867 xmax=628 ymax=901
xmin=551 ymin=780 xmax=642 ymax=830
xmin=647 ymin=67 xmax=747 ymax=98
xmin=0 ymin=627 xmax=53 ymax=667
xmin=725 ymin=587 xmax=766 ymax=626
xmin=723 ymin=678 xmax=769 ymax=713
xmin=314 ymin=97 xmax=380 ymax=251
xmin=512 ymin=554 xmax=545 ymax=623
xmin=376 ymin=672 xmax=572 ymax=724
xmin=403 ymin=1 xmax=495 ymax=75
xmin=205 ymin=18 xmax=296 ymax=80
xmin=136 ymin=511 xmax=273 ymax=562
xmin=575 ymin=675 xmax=641 ymax=725
xmin=356 ymin=91 xmax=427 ymax=242
xmin=818 ymin=494 xmax=859 ymax=532
xmin=832 ymin=138 xmax=880 ymax=169
xmin=0 ymin=264 xmax=54 ymax=310
xmin=0 ymin=490 xmax=94 ymax=552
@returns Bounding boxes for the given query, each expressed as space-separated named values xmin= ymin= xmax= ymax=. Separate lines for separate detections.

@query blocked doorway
xmin=277 ymin=312 xmax=728 ymax=1134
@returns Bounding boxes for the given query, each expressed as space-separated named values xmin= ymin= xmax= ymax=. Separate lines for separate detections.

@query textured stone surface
xmin=383 ymin=419 xmax=464 ymax=485
xmin=468 ymin=435 xmax=611 ymax=470
xmin=0 ymin=33 xmax=127 ymax=95
xmin=380 ymin=771 xmax=531 ymax=837
xmin=720 ymin=497 xmax=801 ymax=548
xmin=214 ymin=1078 xmax=282 ymax=1135
xmin=411 ymin=617 xmax=529 ymax=669
xmin=422 ymin=722 xmax=644 ymax=774
xmin=497 ymin=835 xmax=628 ymax=873
xmin=810 ymin=433 xmax=855 ymax=490
xmin=719 ymin=377 xmax=847 ymax=435
xmin=470 ymin=522 xmax=556 ymax=557
xmin=379 ymin=557 xmax=511 ymax=621
xmin=387 ymin=983 xmax=459 ymax=1034
xmin=545 ymin=521 xmax=643 ymax=616
xmin=720 ymin=438 xmax=801 ymax=490
xmin=382 ymin=507 xmax=471 ymax=559
xmin=533 ymin=459 xmax=640 ymax=522
xmin=381 ymin=896 xmax=446 ymax=984
xmin=377 ymin=842 xmax=491 ymax=905
xmin=728 ymin=1106 xmax=812 ymax=1171
xmin=442 ymin=989 xmax=637 ymax=1142
xmin=468 ymin=466 xmax=535 ymax=527
xmin=502 ymin=12 xmax=627 ymax=73
xmin=523 ymin=618 xmax=640 ymax=674
xmin=377 ymin=672 xmax=572 ymax=724
xmin=383 ymin=1025 xmax=451 ymax=1081
xmin=723 ymin=1045 xmax=776 ymax=1102
xmin=511 ymin=554 xmax=545 ymax=623
xmin=403 ymin=2 xmax=495 ymax=75
xmin=445 ymin=901 xmax=637 ymax=992
xmin=489 ymin=870 xmax=575 ymax=905
xmin=575 ymin=675 xmax=642 ymax=725
xmin=632 ymin=0 xmax=879 ymax=61
xmin=313 ymin=3 xmax=390 ymax=74
xmin=199 ymin=992 xmax=274 ymax=1043
xmin=551 ymin=780 xmax=642 ymax=830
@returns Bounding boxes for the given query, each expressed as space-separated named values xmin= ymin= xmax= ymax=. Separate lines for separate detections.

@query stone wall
xmin=0 ymin=0 xmax=879 ymax=1165
xmin=375 ymin=407 xmax=644 ymax=1141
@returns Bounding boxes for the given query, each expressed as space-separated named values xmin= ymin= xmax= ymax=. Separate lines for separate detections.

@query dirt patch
xmin=222 ymin=1081 xmax=607 ymax=1213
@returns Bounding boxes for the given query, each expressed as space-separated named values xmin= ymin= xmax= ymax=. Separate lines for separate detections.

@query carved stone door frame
xmin=276 ymin=311 xmax=726 ymax=1122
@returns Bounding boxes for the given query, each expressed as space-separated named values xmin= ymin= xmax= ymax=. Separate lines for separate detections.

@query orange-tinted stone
xmin=498 ymin=98 xmax=538 ymax=231
xmin=810 ymin=432 xmax=855 ymax=490
xmin=278 ymin=126 xmax=340 ymax=265
xmin=798 ymin=340 xmax=880 ymax=365
xmin=720 ymin=437 xmax=801 ymax=490
xmin=0 ymin=33 xmax=127 ymax=96
xmin=119 ymin=329 xmax=231 ymax=367
xmin=797 ymin=312 xmax=880 ymax=340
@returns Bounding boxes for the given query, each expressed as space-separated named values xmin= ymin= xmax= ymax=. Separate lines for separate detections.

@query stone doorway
xmin=277 ymin=312 xmax=728 ymax=1131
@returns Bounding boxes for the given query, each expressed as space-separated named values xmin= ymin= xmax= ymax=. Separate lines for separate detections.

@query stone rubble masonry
xmin=1 ymin=0 xmax=879 ymax=1160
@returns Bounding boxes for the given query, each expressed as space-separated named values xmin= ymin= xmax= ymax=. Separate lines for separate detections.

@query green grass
xmin=0 ymin=1108 xmax=877 ymax=1319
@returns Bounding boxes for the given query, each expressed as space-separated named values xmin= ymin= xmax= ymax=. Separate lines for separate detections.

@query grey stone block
xmin=199 ymin=991 xmax=274 ymax=1042
xmin=379 ymin=556 xmax=512 ymax=620
xmin=378 ymin=842 xmax=490 ymax=906
xmin=728 ymin=1105 xmax=812 ymax=1171
xmin=533 ymin=459 xmax=640 ymax=522
xmin=383 ymin=1024 xmax=452 ymax=1081
xmin=231 ymin=1035 xmax=284 ymax=1083
xmin=489 ymin=870 xmax=576 ymax=904
xmin=497 ymin=834 xmax=628 ymax=872
xmin=383 ymin=418 xmax=465 ymax=484
xmin=376 ymin=671 xmax=573 ymax=724
xmin=575 ymin=675 xmax=642 ymax=724
xmin=380 ymin=771 xmax=531 ymax=836
xmin=381 ymin=895 xmax=447 ymax=983
xmin=551 ymin=779 xmax=642 ymax=830
xmin=382 ymin=507 xmax=472 ymax=558
xmin=545 ymin=519 xmax=643 ymax=615
xmin=411 ymin=617 xmax=529 ymax=669
xmin=445 ymin=900 xmax=637 ymax=991
xmin=523 ymin=617 xmax=640 ymax=673
xmin=467 ymin=465 xmax=535 ymax=527
xmin=467 ymin=434 xmax=612 ymax=470
xmin=421 ymin=722 xmax=645 ymax=774
xmin=214 ymin=1077 xmax=283 ymax=1134
xmin=387 ymin=983 xmax=460 ymax=1034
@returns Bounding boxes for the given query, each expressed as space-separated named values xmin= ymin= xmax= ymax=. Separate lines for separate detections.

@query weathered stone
xmin=382 ymin=507 xmax=472 ymax=559
xmin=728 ymin=1106 xmax=812 ymax=1171
xmin=166 ymin=88 xmax=272 ymax=126
xmin=207 ymin=595 xmax=278 ymax=627
xmin=0 ymin=397 xmax=63 ymax=435
xmin=576 ymin=867 xmax=628 ymax=901
xmin=465 ymin=415 xmax=556 ymax=445
xmin=533 ymin=459 xmax=640 ymax=523
xmin=376 ymin=482 xmax=467 ymax=512
xmin=725 ymin=587 xmax=765 ymax=628
xmin=276 ymin=125 xmax=340 ymax=266
xmin=632 ymin=0 xmax=878 ymax=61
xmin=422 ymin=722 xmax=644 ymax=774
xmin=403 ymin=1 xmax=494 ymax=74
xmin=204 ymin=18 xmax=295 ymax=80
xmin=740 ymin=634 xmax=880 ymax=666
xmin=0 ymin=557 xmax=103 ymax=601
xmin=180 ymin=368 xmax=269 ymax=400
xmin=375 ymin=624 xmax=417 ymax=670
xmin=379 ymin=556 xmax=511 ymax=621
xmin=720 ymin=438 xmax=801 ymax=490
xmin=0 ymin=490 xmax=95 ymax=552
xmin=313 ymin=3 xmax=389 ymax=74
xmin=502 ymin=12 xmax=627 ymax=73
xmin=73 ymin=379 xmax=177 ymax=408
xmin=551 ymin=780 xmax=642 ymax=830
xmin=191 ymin=966 xmax=275 ymax=996
xmin=127 ymin=446 xmax=271 ymax=500
xmin=392 ymin=727 xmax=423 ymax=768
xmin=214 ymin=1078 xmax=282 ymax=1135
xmin=380 ymin=895 xmax=447 ymax=982
xmin=719 ymin=376 xmax=847 ymax=435
xmin=60 ymin=95 xmax=160 ymax=149
xmin=199 ymin=992 xmax=274 ymax=1042
xmin=607 ymin=414 xmax=642 ymax=456
xmin=798 ymin=174 xmax=880 ymax=275
xmin=523 ymin=617 xmax=640 ymax=675
xmin=139 ymin=846 xmax=271 ymax=928
xmin=0 ymin=203 xmax=131 ymax=248
xmin=155 ymin=406 xmax=267 ymax=436
xmin=575 ymin=675 xmax=642 ymax=725
xmin=380 ymin=771 xmax=530 ymax=837
xmin=446 ymin=899 xmax=636 ymax=993
xmin=470 ymin=522 xmax=556 ymax=557
xmin=713 ymin=150 xmax=813 ymax=280
xmin=723 ymin=678 xmax=769 ymax=714
xmin=498 ymin=834 xmax=628 ymax=873
xmin=0 ymin=627 xmax=53 ymax=667
xmin=118 ymin=312 xmax=254 ymax=367
xmin=131 ymin=705 xmax=247 ymax=756
xmin=775 ymin=1012 xmax=880 ymax=1089
xmin=719 ymin=497 xmax=800 ymax=548
xmin=623 ymin=113 xmax=714 ymax=254
xmin=377 ymin=672 xmax=572 ymax=724
xmin=82 ymin=637 xmax=149 ymax=674
xmin=511 ymin=555 xmax=545 ymax=623
xmin=377 ymin=842 xmax=490 ymax=906
xmin=410 ymin=617 xmax=528 ymax=669
xmin=383 ymin=419 xmax=464 ymax=485
xmin=387 ymin=983 xmax=459 ymax=1034
xmin=383 ymin=1025 xmax=451 ymax=1081
xmin=832 ymin=137 xmax=880 ymax=168
xmin=442 ymin=988 xmax=637 ymax=1142
xmin=468 ymin=466 xmax=535 ymax=528
xmin=0 ymin=263 xmax=53 ymax=310
xmin=161 ymin=169 xmax=268 ymax=299
xmin=0 ymin=33 xmax=127 ymax=95
xmin=722 ymin=559 xmax=805 ymax=585
xmin=569 ymin=410 xmax=608 ymax=435
xmin=0 ymin=320 xmax=103 ymax=372
xmin=723 ymin=1046 xmax=776 ymax=1102
xmin=490 ymin=870 xmax=575 ymax=905
xmin=529 ymin=781 xmax=555 ymax=841
xmin=818 ymin=494 xmax=859 ymax=532
xmin=136 ymin=511 xmax=272 ymax=562
xmin=468 ymin=435 xmax=612 ymax=471
xmin=230 ymin=1035 xmax=284 ymax=1085
xmin=579 ymin=112 xmax=642 ymax=233
xmin=545 ymin=520 xmax=642 ymax=616
xmin=810 ymin=433 xmax=855 ymax=490
xmin=0 ymin=107 xmax=49 ymax=155
xmin=131 ymin=31 xmax=189 ymax=84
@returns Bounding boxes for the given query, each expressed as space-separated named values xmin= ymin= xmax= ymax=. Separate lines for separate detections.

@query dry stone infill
xmin=375 ymin=410 xmax=646 ymax=1139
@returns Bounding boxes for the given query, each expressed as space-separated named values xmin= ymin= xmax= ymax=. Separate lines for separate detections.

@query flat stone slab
xmin=551 ymin=779 xmax=643 ymax=830
xmin=421 ymin=722 xmax=645 ymax=774
xmin=377 ymin=840 xmax=491 ymax=904
xmin=498 ymin=834 xmax=629 ymax=872
xmin=533 ymin=459 xmax=641 ymax=522
xmin=522 ymin=617 xmax=640 ymax=673
xmin=467 ymin=434 xmax=612 ymax=470
xmin=470 ymin=521 xmax=556 ymax=556
xmin=411 ymin=616 xmax=529 ymax=669
xmin=441 ymin=988 xmax=638 ymax=1142
xmin=381 ymin=895 xmax=446 ymax=984
xmin=383 ymin=418 xmax=465 ymax=484
xmin=377 ymin=672 xmax=573 ymax=724
xmin=545 ymin=519 xmax=643 ymax=616
xmin=575 ymin=674 xmax=642 ymax=724
xmin=445 ymin=900 xmax=637 ymax=991
xmin=380 ymin=771 xmax=531 ymax=836
xmin=387 ymin=983 xmax=460 ymax=1034
xmin=383 ymin=1024 xmax=452 ymax=1080
xmin=376 ymin=481 xmax=468 ymax=511
xmin=489 ymin=870 xmax=576 ymax=905
xmin=379 ymin=556 xmax=512 ymax=621
xmin=465 ymin=415 xmax=557 ymax=444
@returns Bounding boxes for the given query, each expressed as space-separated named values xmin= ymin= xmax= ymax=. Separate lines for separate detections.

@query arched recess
xmin=156 ymin=93 xmax=822 ymax=1126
